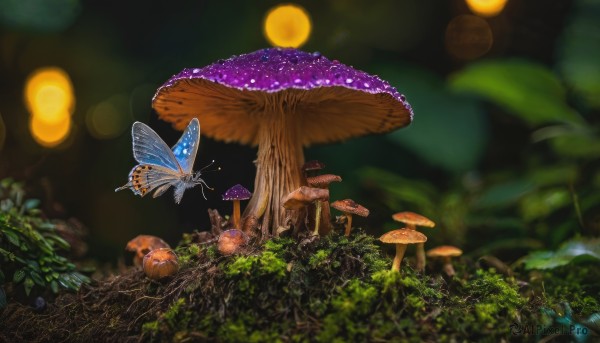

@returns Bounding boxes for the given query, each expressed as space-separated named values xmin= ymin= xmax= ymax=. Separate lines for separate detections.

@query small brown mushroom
xmin=331 ymin=199 xmax=369 ymax=237
xmin=126 ymin=235 xmax=170 ymax=266
xmin=218 ymin=229 xmax=249 ymax=255
xmin=426 ymin=245 xmax=463 ymax=277
xmin=392 ymin=211 xmax=435 ymax=272
xmin=379 ymin=229 xmax=427 ymax=272
xmin=282 ymin=186 xmax=329 ymax=236
xmin=302 ymin=160 xmax=326 ymax=178
xmin=143 ymin=248 xmax=179 ymax=280
xmin=307 ymin=174 xmax=342 ymax=235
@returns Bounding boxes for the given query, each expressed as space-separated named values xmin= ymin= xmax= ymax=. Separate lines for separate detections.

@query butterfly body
xmin=116 ymin=118 xmax=211 ymax=203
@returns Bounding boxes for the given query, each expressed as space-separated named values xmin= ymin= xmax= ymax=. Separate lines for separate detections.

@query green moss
xmin=308 ymin=249 xmax=330 ymax=269
xmin=25 ymin=230 xmax=596 ymax=343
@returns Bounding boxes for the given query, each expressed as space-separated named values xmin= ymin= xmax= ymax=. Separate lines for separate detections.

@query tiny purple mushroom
xmin=222 ymin=184 xmax=252 ymax=230
xmin=153 ymin=48 xmax=413 ymax=238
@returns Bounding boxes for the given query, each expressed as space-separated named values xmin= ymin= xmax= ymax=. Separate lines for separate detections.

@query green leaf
xmin=13 ymin=269 xmax=26 ymax=283
xmin=474 ymin=179 xmax=535 ymax=209
xmin=50 ymin=280 xmax=59 ymax=293
xmin=49 ymin=234 xmax=70 ymax=250
xmin=24 ymin=277 xmax=34 ymax=296
xmin=521 ymin=237 xmax=600 ymax=270
xmin=29 ymin=271 xmax=46 ymax=287
xmin=449 ymin=60 xmax=583 ymax=126
xmin=23 ymin=199 xmax=40 ymax=211
xmin=2 ymin=229 xmax=20 ymax=246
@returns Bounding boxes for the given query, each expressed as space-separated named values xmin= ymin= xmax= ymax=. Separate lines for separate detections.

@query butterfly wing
xmin=115 ymin=164 xmax=180 ymax=199
xmin=132 ymin=122 xmax=182 ymax=173
xmin=171 ymin=118 xmax=200 ymax=174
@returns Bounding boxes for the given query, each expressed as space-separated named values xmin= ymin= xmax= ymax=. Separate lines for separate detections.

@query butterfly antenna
xmin=200 ymin=160 xmax=222 ymax=173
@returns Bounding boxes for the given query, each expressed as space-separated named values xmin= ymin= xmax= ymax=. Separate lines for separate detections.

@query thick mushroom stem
xmin=392 ymin=244 xmax=407 ymax=272
xmin=243 ymin=105 xmax=304 ymax=238
xmin=312 ymin=201 xmax=322 ymax=236
xmin=344 ymin=213 xmax=353 ymax=237
xmin=442 ymin=256 xmax=456 ymax=277
xmin=415 ymin=243 xmax=426 ymax=272
xmin=232 ymin=200 xmax=241 ymax=229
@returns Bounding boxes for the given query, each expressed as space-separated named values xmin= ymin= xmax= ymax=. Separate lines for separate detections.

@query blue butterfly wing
xmin=132 ymin=122 xmax=182 ymax=172
xmin=171 ymin=118 xmax=200 ymax=174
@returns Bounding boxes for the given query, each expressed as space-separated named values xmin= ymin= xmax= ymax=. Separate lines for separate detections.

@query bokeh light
xmin=263 ymin=4 xmax=311 ymax=48
xmin=29 ymin=113 xmax=71 ymax=147
xmin=25 ymin=67 xmax=74 ymax=124
xmin=465 ymin=0 xmax=508 ymax=18
xmin=86 ymin=95 xmax=130 ymax=139
xmin=445 ymin=15 xmax=493 ymax=60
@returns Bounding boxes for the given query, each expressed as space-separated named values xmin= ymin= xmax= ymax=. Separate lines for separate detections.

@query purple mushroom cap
xmin=222 ymin=184 xmax=252 ymax=201
xmin=152 ymin=47 xmax=412 ymax=146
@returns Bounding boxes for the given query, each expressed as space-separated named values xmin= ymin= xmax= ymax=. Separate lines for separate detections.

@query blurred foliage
xmin=520 ymin=237 xmax=600 ymax=270
xmin=449 ymin=60 xmax=582 ymax=126
xmin=557 ymin=0 xmax=600 ymax=109
xmin=0 ymin=0 xmax=80 ymax=32
xmin=0 ymin=178 xmax=89 ymax=308
xmin=377 ymin=64 xmax=488 ymax=173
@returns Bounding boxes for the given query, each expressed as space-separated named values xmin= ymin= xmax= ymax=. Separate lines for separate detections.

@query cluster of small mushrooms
xmin=122 ymin=48 xmax=463 ymax=280
xmin=380 ymin=212 xmax=463 ymax=276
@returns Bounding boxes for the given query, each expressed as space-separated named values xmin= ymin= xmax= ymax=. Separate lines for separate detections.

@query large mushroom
xmin=153 ymin=48 xmax=413 ymax=237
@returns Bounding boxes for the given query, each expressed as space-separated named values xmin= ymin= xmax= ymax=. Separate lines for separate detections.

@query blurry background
xmin=0 ymin=0 xmax=598 ymax=262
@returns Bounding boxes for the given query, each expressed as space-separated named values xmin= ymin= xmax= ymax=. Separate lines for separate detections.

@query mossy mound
xmin=1 ymin=231 xmax=599 ymax=342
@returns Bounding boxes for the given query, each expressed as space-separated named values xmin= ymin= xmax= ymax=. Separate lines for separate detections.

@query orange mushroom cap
xmin=282 ymin=186 xmax=329 ymax=210
xmin=126 ymin=235 xmax=170 ymax=266
xmin=143 ymin=248 xmax=179 ymax=280
xmin=426 ymin=245 xmax=463 ymax=258
xmin=306 ymin=174 xmax=342 ymax=188
xmin=391 ymin=211 xmax=435 ymax=228
xmin=331 ymin=199 xmax=369 ymax=217
xmin=379 ymin=228 xmax=428 ymax=244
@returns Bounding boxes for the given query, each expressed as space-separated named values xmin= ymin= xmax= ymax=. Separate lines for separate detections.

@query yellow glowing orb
xmin=25 ymin=67 xmax=74 ymax=124
xmin=264 ymin=4 xmax=311 ymax=48
xmin=29 ymin=113 xmax=71 ymax=147
xmin=465 ymin=0 xmax=508 ymax=17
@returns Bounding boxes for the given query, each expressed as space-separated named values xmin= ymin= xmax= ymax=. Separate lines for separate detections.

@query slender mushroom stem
xmin=312 ymin=201 xmax=322 ymax=236
xmin=344 ymin=213 xmax=353 ymax=237
xmin=243 ymin=100 xmax=304 ymax=239
xmin=442 ymin=256 xmax=456 ymax=277
xmin=232 ymin=200 xmax=241 ymax=229
xmin=392 ymin=244 xmax=407 ymax=272
xmin=415 ymin=242 xmax=426 ymax=272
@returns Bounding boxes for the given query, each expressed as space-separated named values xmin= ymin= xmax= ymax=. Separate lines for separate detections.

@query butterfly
xmin=115 ymin=118 xmax=214 ymax=203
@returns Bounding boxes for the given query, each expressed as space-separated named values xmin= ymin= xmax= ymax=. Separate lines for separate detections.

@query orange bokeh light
xmin=264 ymin=4 xmax=312 ymax=48
xmin=24 ymin=67 xmax=74 ymax=124
xmin=465 ymin=0 xmax=508 ymax=17
xmin=29 ymin=113 xmax=71 ymax=147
